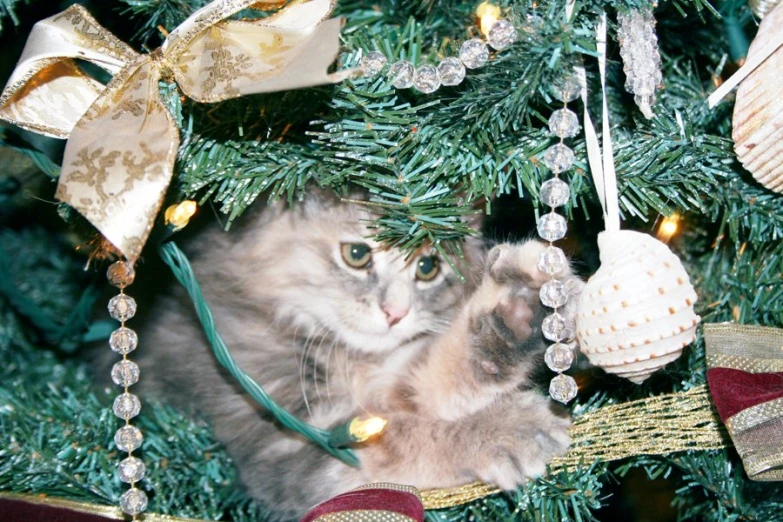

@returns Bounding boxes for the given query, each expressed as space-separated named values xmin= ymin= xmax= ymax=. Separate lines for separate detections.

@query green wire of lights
xmin=158 ymin=240 xmax=360 ymax=467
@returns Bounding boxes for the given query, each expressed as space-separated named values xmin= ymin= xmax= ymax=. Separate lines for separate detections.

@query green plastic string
xmin=158 ymin=241 xmax=359 ymax=467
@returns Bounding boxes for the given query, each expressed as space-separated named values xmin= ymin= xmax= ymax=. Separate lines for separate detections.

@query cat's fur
xmin=131 ymin=193 xmax=581 ymax=520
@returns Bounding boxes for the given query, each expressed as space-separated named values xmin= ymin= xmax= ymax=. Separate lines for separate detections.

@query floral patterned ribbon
xmin=0 ymin=0 xmax=349 ymax=263
xmin=705 ymin=322 xmax=783 ymax=481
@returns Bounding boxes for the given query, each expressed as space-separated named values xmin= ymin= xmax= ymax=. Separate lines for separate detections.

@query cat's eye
xmin=341 ymin=243 xmax=372 ymax=269
xmin=416 ymin=255 xmax=440 ymax=281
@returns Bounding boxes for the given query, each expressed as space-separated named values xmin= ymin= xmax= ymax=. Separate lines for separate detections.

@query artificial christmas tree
xmin=1 ymin=0 xmax=782 ymax=520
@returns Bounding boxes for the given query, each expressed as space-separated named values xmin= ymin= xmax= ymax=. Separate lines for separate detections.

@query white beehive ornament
xmin=732 ymin=2 xmax=783 ymax=193
xmin=576 ymin=230 xmax=701 ymax=383
xmin=578 ymin=16 xmax=701 ymax=384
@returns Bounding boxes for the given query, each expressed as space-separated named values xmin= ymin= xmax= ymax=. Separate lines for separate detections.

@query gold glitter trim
xmin=704 ymin=323 xmax=783 ymax=373
xmin=0 ymin=492 xmax=205 ymax=522
xmin=354 ymin=482 xmax=422 ymax=501
xmin=746 ymin=454 xmax=783 ymax=481
xmin=317 ymin=510 xmax=416 ymax=522
xmin=706 ymin=353 xmax=783 ymax=373
xmin=726 ymin=398 xmax=783 ymax=434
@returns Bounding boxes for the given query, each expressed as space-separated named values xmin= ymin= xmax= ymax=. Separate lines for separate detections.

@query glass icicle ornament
xmin=617 ymin=7 xmax=663 ymax=119
xmin=106 ymin=260 xmax=148 ymax=516
xmin=537 ymin=76 xmax=580 ymax=404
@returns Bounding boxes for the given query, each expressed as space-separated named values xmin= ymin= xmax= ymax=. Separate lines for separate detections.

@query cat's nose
xmin=383 ymin=306 xmax=408 ymax=327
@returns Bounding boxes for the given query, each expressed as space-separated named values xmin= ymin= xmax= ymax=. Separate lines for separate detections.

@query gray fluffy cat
xmin=134 ymin=192 xmax=581 ymax=520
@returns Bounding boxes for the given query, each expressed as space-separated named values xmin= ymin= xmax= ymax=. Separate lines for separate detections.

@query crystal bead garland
xmin=106 ymin=260 xmax=148 ymax=517
xmin=360 ymin=14 xmax=516 ymax=93
xmin=538 ymin=76 xmax=580 ymax=405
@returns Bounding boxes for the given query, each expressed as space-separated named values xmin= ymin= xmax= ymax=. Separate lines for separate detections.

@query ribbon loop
xmin=580 ymin=13 xmax=620 ymax=233
xmin=0 ymin=0 xmax=349 ymax=262
xmin=166 ymin=0 xmax=348 ymax=102
xmin=0 ymin=5 xmax=137 ymax=138
xmin=56 ymin=56 xmax=178 ymax=262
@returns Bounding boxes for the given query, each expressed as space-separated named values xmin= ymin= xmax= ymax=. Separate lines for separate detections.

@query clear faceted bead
xmin=552 ymin=73 xmax=582 ymax=102
xmin=107 ymin=261 xmax=135 ymax=289
xmin=120 ymin=488 xmax=148 ymax=516
xmin=537 ymin=212 xmax=567 ymax=241
xmin=543 ymin=144 xmax=575 ymax=174
xmin=540 ymin=178 xmax=570 ymax=207
xmin=118 ymin=456 xmax=146 ymax=483
xmin=487 ymin=19 xmax=517 ymax=51
xmin=109 ymin=327 xmax=138 ymax=355
xmin=545 ymin=343 xmax=575 ymax=372
xmin=549 ymin=374 xmax=578 ymax=404
xmin=459 ymin=39 xmax=489 ymax=69
xmin=112 ymin=360 xmax=140 ymax=387
xmin=542 ymin=312 xmax=575 ymax=341
xmin=413 ymin=65 xmax=440 ymax=94
xmin=108 ymin=294 xmax=137 ymax=322
xmin=537 ymin=246 xmax=568 ymax=275
xmin=540 ymin=279 xmax=569 ymax=308
xmin=548 ymin=108 xmax=580 ymax=138
xmin=114 ymin=425 xmax=143 ymax=452
xmin=361 ymin=51 xmax=387 ymax=77
xmin=388 ymin=60 xmax=414 ymax=89
xmin=438 ymin=57 xmax=466 ymax=86
xmin=113 ymin=393 xmax=141 ymax=420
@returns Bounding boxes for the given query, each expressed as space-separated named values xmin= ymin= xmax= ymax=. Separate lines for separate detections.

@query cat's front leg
xmin=401 ymin=241 xmax=582 ymax=421
xmin=360 ymin=390 xmax=570 ymax=490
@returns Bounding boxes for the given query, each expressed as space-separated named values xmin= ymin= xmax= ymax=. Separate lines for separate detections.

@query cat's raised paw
xmin=485 ymin=242 xmax=549 ymax=289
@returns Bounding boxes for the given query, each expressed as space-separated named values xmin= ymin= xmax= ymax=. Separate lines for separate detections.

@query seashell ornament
xmin=732 ymin=1 xmax=783 ymax=193
xmin=576 ymin=230 xmax=701 ymax=383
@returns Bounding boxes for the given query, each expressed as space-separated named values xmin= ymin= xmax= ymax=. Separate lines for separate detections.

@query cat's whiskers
xmin=323 ymin=335 xmax=340 ymax=405
xmin=336 ymin=336 xmax=369 ymax=417
xmin=299 ymin=320 xmax=328 ymax=418
xmin=311 ymin=325 xmax=334 ymax=405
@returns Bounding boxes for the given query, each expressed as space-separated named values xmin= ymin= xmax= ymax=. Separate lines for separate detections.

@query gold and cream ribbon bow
xmin=0 ymin=0 xmax=349 ymax=262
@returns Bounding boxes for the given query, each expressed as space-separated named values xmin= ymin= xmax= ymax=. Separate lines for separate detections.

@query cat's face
xmin=245 ymin=196 xmax=472 ymax=354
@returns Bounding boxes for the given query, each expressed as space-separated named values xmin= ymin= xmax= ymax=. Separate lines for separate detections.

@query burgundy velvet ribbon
xmin=300 ymin=488 xmax=424 ymax=522
xmin=0 ymin=497 xmax=115 ymax=522
xmin=706 ymin=368 xmax=783 ymax=422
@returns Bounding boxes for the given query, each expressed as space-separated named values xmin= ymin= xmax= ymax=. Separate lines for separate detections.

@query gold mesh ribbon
xmin=704 ymin=323 xmax=783 ymax=481
xmin=0 ymin=0 xmax=350 ymax=263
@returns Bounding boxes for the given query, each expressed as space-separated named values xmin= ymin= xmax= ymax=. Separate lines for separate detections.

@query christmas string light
xmin=328 ymin=416 xmax=388 ymax=448
xmin=656 ymin=213 xmax=680 ymax=243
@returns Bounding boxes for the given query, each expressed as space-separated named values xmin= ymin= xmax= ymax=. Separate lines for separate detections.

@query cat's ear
xmin=300 ymin=187 xmax=343 ymax=216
